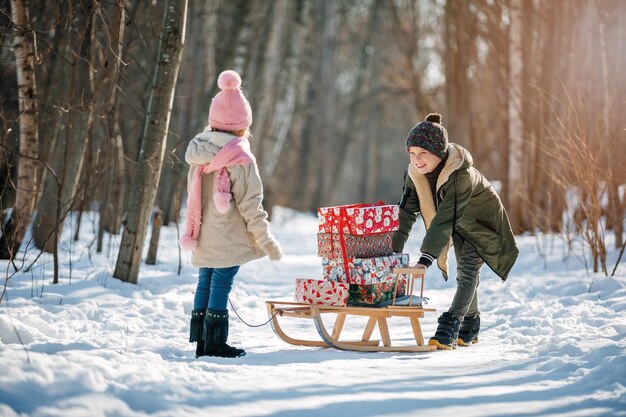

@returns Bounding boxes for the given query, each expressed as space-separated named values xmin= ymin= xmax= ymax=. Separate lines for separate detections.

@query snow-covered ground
xmin=1 ymin=207 xmax=625 ymax=417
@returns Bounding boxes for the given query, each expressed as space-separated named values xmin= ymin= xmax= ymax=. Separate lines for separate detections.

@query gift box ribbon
xmin=329 ymin=201 xmax=386 ymax=283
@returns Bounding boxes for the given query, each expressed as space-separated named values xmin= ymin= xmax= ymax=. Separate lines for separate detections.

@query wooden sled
xmin=266 ymin=267 xmax=437 ymax=352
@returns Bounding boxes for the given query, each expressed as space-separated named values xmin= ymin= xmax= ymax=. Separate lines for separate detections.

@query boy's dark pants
xmin=449 ymin=234 xmax=484 ymax=319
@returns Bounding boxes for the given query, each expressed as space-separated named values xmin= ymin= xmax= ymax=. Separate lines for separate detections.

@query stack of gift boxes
xmin=294 ymin=202 xmax=410 ymax=307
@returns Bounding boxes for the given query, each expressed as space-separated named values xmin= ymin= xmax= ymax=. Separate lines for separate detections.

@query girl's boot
xmin=428 ymin=312 xmax=461 ymax=350
xmin=203 ymin=309 xmax=246 ymax=358
xmin=457 ymin=313 xmax=480 ymax=346
xmin=190 ymin=309 xmax=206 ymax=357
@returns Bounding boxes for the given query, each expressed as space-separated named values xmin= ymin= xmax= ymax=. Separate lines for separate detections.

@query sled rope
xmin=228 ymin=299 xmax=280 ymax=327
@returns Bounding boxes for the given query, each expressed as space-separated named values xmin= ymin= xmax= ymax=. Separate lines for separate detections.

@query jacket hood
xmin=185 ymin=129 xmax=240 ymax=166
xmin=436 ymin=143 xmax=473 ymax=190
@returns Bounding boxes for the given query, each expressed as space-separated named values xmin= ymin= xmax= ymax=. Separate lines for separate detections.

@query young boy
xmin=392 ymin=113 xmax=519 ymax=349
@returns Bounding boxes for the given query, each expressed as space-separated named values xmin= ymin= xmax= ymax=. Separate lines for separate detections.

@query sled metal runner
xmin=266 ymin=267 xmax=437 ymax=352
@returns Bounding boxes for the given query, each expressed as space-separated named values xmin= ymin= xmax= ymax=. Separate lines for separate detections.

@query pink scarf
xmin=180 ymin=136 xmax=255 ymax=251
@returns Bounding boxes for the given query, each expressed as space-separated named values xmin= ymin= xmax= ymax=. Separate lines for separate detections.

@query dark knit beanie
xmin=406 ymin=113 xmax=449 ymax=159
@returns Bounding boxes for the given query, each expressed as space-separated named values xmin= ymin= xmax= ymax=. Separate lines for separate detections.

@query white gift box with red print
xmin=294 ymin=278 xmax=349 ymax=306
xmin=321 ymin=253 xmax=410 ymax=285
xmin=317 ymin=202 xmax=400 ymax=235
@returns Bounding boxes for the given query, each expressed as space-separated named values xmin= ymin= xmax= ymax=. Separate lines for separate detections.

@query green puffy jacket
xmin=392 ymin=143 xmax=519 ymax=281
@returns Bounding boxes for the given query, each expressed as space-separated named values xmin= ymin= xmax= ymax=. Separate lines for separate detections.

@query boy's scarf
xmin=180 ymin=136 xmax=255 ymax=250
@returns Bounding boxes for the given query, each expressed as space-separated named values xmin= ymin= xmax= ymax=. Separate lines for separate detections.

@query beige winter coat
xmin=185 ymin=129 xmax=273 ymax=268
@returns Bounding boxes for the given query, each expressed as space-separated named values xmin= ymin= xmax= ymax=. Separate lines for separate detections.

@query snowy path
xmin=1 ymin=209 xmax=625 ymax=416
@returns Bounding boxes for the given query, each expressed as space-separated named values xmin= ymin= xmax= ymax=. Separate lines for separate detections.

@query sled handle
xmin=392 ymin=267 xmax=426 ymax=306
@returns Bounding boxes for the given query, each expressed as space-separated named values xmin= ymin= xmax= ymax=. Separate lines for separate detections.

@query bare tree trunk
xmin=253 ymin=0 xmax=289 ymax=163
xmin=596 ymin=0 xmax=624 ymax=249
xmin=326 ymin=0 xmax=381 ymax=202
xmin=444 ymin=0 xmax=472 ymax=149
xmin=145 ymin=210 xmax=163 ymax=265
xmin=232 ymin=0 xmax=264 ymax=77
xmin=198 ymin=0 xmax=248 ymax=131
xmin=262 ymin=0 xmax=308 ymax=180
xmin=97 ymin=0 xmax=126 ymax=253
xmin=97 ymin=114 xmax=125 ymax=253
xmin=0 ymin=0 xmax=40 ymax=259
xmin=618 ymin=1 xmax=626 ymax=240
xmin=242 ymin=1 xmax=273 ymax=123
xmin=293 ymin=77 xmax=318 ymax=211
xmin=387 ymin=2 xmax=435 ymax=117
xmin=506 ymin=0 xmax=526 ymax=234
xmin=159 ymin=0 xmax=219 ymax=227
xmin=202 ymin=0 xmax=219 ymax=106
xmin=32 ymin=1 xmax=94 ymax=253
xmin=522 ymin=0 xmax=540 ymax=232
xmin=114 ymin=0 xmax=188 ymax=284
xmin=161 ymin=165 xmax=187 ymax=225
xmin=312 ymin=0 xmax=337 ymax=208
xmin=362 ymin=103 xmax=382 ymax=202
xmin=520 ymin=0 xmax=562 ymax=233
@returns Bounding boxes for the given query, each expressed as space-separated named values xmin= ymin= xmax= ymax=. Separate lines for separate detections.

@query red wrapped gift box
xmin=317 ymin=231 xmax=394 ymax=259
xmin=294 ymin=278 xmax=349 ymax=306
xmin=318 ymin=202 xmax=399 ymax=236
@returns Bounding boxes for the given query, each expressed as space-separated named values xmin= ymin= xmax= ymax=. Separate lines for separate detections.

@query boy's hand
xmin=412 ymin=263 xmax=427 ymax=270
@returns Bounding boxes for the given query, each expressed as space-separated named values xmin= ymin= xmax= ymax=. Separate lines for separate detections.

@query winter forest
xmin=1 ymin=1 xmax=625 ymax=416
xmin=1 ymin=0 xmax=625 ymax=280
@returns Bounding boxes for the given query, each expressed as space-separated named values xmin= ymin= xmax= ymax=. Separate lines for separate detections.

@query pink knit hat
xmin=208 ymin=70 xmax=252 ymax=131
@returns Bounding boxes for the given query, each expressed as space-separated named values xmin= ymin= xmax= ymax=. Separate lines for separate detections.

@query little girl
xmin=392 ymin=113 xmax=519 ymax=349
xmin=180 ymin=70 xmax=282 ymax=358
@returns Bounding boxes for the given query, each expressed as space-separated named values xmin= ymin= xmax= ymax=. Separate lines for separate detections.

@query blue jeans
xmin=193 ymin=266 xmax=240 ymax=311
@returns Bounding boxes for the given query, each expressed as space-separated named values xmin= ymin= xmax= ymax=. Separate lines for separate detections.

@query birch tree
xmin=0 ymin=0 xmax=39 ymax=259
xmin=157 ymin=0 xmax=219 ymax=227
xmin=97 ymin=0 xmax=127 ymax=254
xmin=114 ymin=0 xmax=188 ymax=284
xmin=253 ymin=0 xmax=289 ymax=163
xmin=261 ymin=1 xmax=309 ymax=180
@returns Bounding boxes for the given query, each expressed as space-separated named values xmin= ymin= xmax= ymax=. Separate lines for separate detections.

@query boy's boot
xmin=189 ymin=309 xmax=206 ymax=357
xmin=457 ymin=313 xmax=480 ymax=346
xmin=428 ymin=312 xmax=461 ymax=350
xmin=203 ymin=309 xmax=246 ymax=358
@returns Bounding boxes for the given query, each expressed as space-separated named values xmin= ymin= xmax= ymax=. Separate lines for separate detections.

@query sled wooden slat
xmin=392 ymin=267 xmax=426 ymax=307
xmin=266 ymin=301 xmax=436 ymax=352
xmin=332 ymin=313 xmax=347 ymax=340
xmin=410 ymin=317 xmax=424 ymax=346
xmin=361 ymin=316 xmax=377 ymax=342
xmin=266 ymin=302 xmax=329 ymax=347
xmin=279 ymin=311 xmax=315 ymax=319
xmin=377 ymin=317 xmax=392 ymax=347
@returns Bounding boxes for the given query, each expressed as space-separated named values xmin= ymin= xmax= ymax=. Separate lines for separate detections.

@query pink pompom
xmin=214 ymin=191 xmax=232 ymax=214
xmin=179 ymin=235 xmax=198 ymax=251
xmin=217 ymin=70 xmax=242 ymax=90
